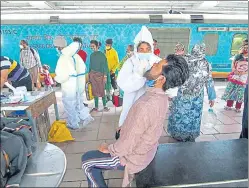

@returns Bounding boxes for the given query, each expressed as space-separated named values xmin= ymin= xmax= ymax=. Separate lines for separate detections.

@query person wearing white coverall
xmin=53 ymin=36 xmax=94 ymax=129
xmin=117 ymin=26 xmax=162 ymax=130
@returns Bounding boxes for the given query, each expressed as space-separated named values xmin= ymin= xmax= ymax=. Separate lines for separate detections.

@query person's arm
xmin=33 ymin=49 xmax=42 ymax=68
xmin=1 ymin=69 xmax=9 ymax=88
xmin=108 ymin=104 xmax=149 ymax=157
xmin=117 ymin=58 xmax=146 ymax=93
xmin=112 ymin=50 xmax=120 ymax=73
xmin=20 ymin=51 xmax=24 ymax=66
xmin=54 ymin=57 xmax=71 ymax=84
xmin=205 ymin=62 xmax=216 ymax=107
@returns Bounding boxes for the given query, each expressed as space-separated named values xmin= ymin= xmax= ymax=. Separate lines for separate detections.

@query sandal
xmin=235 ymin=108 xmax=241 ymax=113
xmin=224 ymin=106 xmax=232 ymax=111
xmin=90 ymin=108 xmax=99 ymax=113
xmin=103 ymin=107 xmax=110 ymax=112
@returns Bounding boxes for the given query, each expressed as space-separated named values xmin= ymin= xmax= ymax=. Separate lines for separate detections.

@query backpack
xmin=0 ymin=149 xmax=11 ymax=187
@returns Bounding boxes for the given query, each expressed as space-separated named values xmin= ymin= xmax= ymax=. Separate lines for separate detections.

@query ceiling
xmin=1 ymin=1 xmax=248 ymax=15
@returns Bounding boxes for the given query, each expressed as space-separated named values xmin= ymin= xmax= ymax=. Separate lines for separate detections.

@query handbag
xmin=112 ymin=90 xmax=123 ymax=107
xmin=85 ymin=82 xmax=94 ymax=101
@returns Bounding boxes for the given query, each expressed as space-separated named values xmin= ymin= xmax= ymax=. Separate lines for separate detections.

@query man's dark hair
xmin=21 ymin=40 xmax=28 ymax=46
xmin=162 ymin=54 xmax=189 ymax=91
xmin=153 ymin=39 xmax=157 ymax=43
xmin=90 ymin=40 xmax=99 ymax=47
xmin=106 ymin=39 xmax=113 ymax=45
xmin=73 ymin=37 xmax=83 ymax=44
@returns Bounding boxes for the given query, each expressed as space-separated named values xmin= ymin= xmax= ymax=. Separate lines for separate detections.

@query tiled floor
xmin=45 ymin=81 xmax=244 ymax=187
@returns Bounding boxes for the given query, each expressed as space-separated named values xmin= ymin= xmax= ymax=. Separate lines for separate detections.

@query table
xmin=1 ymin=91 xmax=60 ymax=142
xmin=20 ymin=143 xmax=66 ymax=187
xmin=135 ymin=139 xmax=248 ymax=187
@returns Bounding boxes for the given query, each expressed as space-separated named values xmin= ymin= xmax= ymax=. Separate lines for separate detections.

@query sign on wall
xmin=229 ymin=27 xmax=248 ymax=32
xmin=198 ymin=27 xmax=228 ymax=32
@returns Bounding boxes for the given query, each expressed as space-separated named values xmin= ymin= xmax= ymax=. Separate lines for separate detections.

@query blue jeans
xmin=82 ymin=150 xmax=125 ymax=187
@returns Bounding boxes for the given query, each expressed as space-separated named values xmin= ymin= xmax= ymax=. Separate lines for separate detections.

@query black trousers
xmin=110 ymin=73 xmax=117 ymax=90
xmin=12 ymin=75 xmax=32 ymax=91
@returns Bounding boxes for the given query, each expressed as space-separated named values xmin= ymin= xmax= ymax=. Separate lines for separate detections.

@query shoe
xmin=67 ymin=124 xmax=80 ymax=130
xmin=235 ymin=108 xmax=241 ymax=113
xmin=90 ymin=108 xmax=99 ymax=113
xmin=83 ymin=116 xmax=94 ymax=126
xmin=224 ymin=106 xmax=232 ymax=111
xmin=103 ymin=107 xmax=110 ymax=112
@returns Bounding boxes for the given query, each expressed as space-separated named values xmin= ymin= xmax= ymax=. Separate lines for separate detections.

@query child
xmin=41 ymin=64 xmax=54 ymax=91
xmin=222 ymin=54 xmax=248 ymax=112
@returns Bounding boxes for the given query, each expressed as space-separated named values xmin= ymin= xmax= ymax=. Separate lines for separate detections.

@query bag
xmin=112 ymin=90 xmax=123 ymax=107
xmin=0 ymin=149 xmax=10 ymax=188
xmin=202 ymin=108 xmax=217 ymax=128
xmin=85 ymin=82 xmax=94 ymax=101
xmin=48 ymin=120 xmax=75 ymax=143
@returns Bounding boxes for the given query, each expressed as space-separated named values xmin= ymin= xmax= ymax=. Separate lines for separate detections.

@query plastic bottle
xmin=202 ymin=107 xmax=217 ymax=128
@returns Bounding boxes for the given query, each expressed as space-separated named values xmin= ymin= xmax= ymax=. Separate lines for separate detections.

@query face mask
xmin=145 ymin=74 xmax=163 ymax=87
xmin=137 ymin=53 xmax=152 ymax=61
xmin=146 ymin=80 xmax=156 ymax=87
xmin=20 ymin=45 xmax=24 ymax=49
xmin=106 ymin=46 xmax=111 ymax=50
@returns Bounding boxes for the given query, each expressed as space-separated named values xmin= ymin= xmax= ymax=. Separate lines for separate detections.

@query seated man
xmin=81 ymin=54 xmax=189 ymax=187
xmin=1 ymin=56 xmax=32 ymax=91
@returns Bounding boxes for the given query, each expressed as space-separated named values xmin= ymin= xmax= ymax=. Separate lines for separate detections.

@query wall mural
xmin=1 ymin=23 xmax=247 ymax=73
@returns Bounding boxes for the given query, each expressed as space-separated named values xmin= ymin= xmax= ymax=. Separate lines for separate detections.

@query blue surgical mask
xmin=137 ymin=53 xmax=152 ymax=61
xmin=146 ymin=80 xmax=156 ymax=87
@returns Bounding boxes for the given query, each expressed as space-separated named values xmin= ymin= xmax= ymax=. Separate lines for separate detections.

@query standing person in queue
xmin=73 ymin=37 xmax=89 ymax=107
xmin=20 ymin=40 xmax=42 ymax=90
xmin=53 ymin=36 xmax=94 ymax=130
xmin=81 ymin=55 xmax=189 ymax=188
xmin=175 ymin=42 xmax=185 ymax=55
xmin=116 ymin=26 xmax=161 ymax=138
xmin=153 ymin=39 xmax=161 ymax=57
xmin=105 ymin=38 xmax=119 ymax=100
xmin=117 ymin=44 xmax=134 ymax=71
xmin=89 ymin=40 xmax=110 ymax=112
xmin=1 ymin=56 xmax=32 ymax=91
xmin=222 ymin=54 xmax=248 ymax=112
xmin=167 ymin=43 xmax=216 ymax=142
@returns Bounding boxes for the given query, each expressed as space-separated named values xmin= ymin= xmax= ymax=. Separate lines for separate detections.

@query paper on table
xmin=1 ymin=106 xmax=29 ymax=111
xmin=4 ymin=82 xmax=17 ymax=93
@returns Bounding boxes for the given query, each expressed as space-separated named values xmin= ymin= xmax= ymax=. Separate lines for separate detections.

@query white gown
xmin=117 ymin=54 xmax=161 ymax=127
xmin=54 ymin=42 xmax=93 ymax=129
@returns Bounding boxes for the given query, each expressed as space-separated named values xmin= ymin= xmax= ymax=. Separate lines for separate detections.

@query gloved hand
xmin=134 ymin=60 xmax=150 ymax=77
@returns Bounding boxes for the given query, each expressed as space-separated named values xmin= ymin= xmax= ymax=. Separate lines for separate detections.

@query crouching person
xmin=1 ymin=131 xmax=28 ymax=188
xmin=81 ymin=55 xmax=189 ymax=187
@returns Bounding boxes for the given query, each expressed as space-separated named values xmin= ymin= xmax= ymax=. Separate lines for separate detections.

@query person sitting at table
xmin=81 ymin=54 xmax=189 ymax=187
xmin=1 ymin=56 xmax=32 ymax=91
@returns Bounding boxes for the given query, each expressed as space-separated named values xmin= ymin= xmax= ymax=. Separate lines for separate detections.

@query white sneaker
xmin=82 ymin=116 xmax=94 ymax=127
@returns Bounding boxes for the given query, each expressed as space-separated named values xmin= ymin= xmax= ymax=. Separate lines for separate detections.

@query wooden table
xmin=1 ymin=91 xmax=60 ymax=142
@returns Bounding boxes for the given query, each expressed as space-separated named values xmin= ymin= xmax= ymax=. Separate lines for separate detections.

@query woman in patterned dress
xmin=167 ymin=43 xmax=216 ymax=142
xmin=222 ymin=54 xmax=248 ymax=112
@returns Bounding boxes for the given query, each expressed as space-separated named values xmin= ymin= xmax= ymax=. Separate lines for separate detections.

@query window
xmin=148 ymin=28 xmax=190 ymax=58
xmin=203 ymin=33 xmax=219 ymax=56
xmin=231 ymin=33 xmax=248 ymax=55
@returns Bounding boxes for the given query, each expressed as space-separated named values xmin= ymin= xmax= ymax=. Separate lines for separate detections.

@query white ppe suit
xmin=54 ymin=42 xmax=93 ymax=129
xmin=117 ymin=26 xmax=162 ymax=127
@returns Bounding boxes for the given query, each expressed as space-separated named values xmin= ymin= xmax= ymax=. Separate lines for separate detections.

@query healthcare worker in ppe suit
xmin=117 ymin=26 xmax=162 ymax=131
xmin=53 ymin=36 xmax=94 ymax=129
